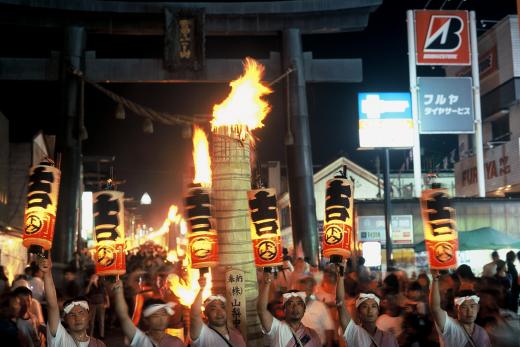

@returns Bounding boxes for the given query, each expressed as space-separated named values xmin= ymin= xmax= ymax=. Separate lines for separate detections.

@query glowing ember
xmin=168 ymin=265 xmax=213 ymax=306
xmin=192 ymin=126 xmax=212 ymax=187
xmin=211 ymin=57 xmax=272 ymax=139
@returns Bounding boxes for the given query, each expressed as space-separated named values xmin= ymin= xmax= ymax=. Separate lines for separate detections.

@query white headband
xmin=63 ymin=300 xmax=89 ymax=314
xmin=203 ymin=295 xmax=227 ymax=308
xmin=142 ymin=302 xmax=176 ymax=317
xmin=454 ymin=295 xmax=480 ymax=307
xmin=282 ymin=291 xmax=307 ymax=305
xmin=355 ymin=293 xmax=380 ymax=308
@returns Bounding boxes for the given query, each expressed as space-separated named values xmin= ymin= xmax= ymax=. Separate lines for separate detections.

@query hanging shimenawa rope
xmin=68 ymin=66 xmax=295 ymax=128
xmin=69 ymin=68 xmax=206 ymax=126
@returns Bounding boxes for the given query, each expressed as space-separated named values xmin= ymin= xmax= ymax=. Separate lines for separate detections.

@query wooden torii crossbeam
xmin=0 ymin=51 xmax=362 ymax=83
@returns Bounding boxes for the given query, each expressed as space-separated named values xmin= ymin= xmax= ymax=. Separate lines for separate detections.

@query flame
xmin=192 ymin=126 xmax=212 ymax=187
xmin=168 ymin=261 xmax=213 ymax=306
xmin=211 ymin=57 xmax=272 ymax=139
xmin=146 ymin=204 xmax=183 ymax=243
xmin=168 ymin=205 xmax=182 ymax=224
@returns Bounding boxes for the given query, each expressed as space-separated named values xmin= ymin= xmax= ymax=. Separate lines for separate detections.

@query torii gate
xmin=0 ymin=0 xmax=381 ymax=344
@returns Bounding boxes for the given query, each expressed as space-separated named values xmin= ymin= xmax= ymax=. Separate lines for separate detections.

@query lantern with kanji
xmin=185 ymin=185 xmax=218 ymax=269
xmin=247 ymin=188 xmax=283 ymax=268
xmin=93 ymin=191 xmax=126 ymax=276
xmin=421 ymin=187 xmax=458 ymax=270
xmin=22 ymin=162 xmax=61 ymax=254
xmin=322 ymin=178 xmax=354 ymax=259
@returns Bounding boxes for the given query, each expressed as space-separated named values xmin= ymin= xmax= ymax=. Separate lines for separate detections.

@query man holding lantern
xmin=258 ymin=272 xmax=321 ymax=347
xmin=38 ymin=257 xmax=106 ymax=347
xmin=112 ymin=279 xmax=184 ymax=347
xmin=190 ymin=275 xmax=246 ymax=347
xmin=334 ymin=264 xmax=398 ymax=347
xmin=429 ymin=270 xmax=491 ymax=347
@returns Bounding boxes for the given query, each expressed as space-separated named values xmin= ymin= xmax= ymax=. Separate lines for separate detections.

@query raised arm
xmin=38 ymin=257 xmax=59 ymax=336
xmin=335 ymin=264 xmax=351 ymax=330
xmin=429 ymin=270 xmax=446 ymax=330
xmin=257 ymin=271 xmax=274 ymax=332
xmin=190 ymin=275 xmax=206 ymax=341
xmin=113 ymin=279 xmax=137 ymax=341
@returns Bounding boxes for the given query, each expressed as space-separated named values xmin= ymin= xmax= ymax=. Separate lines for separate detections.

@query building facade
xmin=449 ymin=16 xmax=520 ymax=197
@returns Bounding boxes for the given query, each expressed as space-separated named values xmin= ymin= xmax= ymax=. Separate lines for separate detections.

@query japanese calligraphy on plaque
xmin=225 ymin=269 xmax=247 ymax=339
xmin=420 ymin=188 xmax=458 ymax=270
xmin=164 ymin=8 xmax=205 ymax=72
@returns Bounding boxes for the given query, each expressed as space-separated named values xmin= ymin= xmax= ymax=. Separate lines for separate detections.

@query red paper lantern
xmin=93 ymin=191 xmax=126 ymax=276
xmin=322 ymin=178 xmax=354 ymax=259
xmin=185 ymin=185 xmax=218 ymax=268
xmin=421 ymin=188 xmax=458 ymax=270
xmin=247 ymin=188 xmax=283 ymax=268
xmin=22 ymin=163 xmax=61 ymax=252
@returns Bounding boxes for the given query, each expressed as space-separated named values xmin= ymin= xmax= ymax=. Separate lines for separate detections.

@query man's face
xmin=17 ymin=294 xmax=31 ymax=313
xmin=64 ymin=272 xmax=75 ymax=282
xmin=9 ymin=297 xmax=21 ymax=318
xmin=406 ymin=289 xmax=421 ymax=301
xmin=64 ymin=305 xmax=89 ymax=333
xmin=144 ymin=308 xmax=170 ymax=331
xmin=205 ymin=300 xmax=227 ymax=327
xmin=457 ymin=300 xmax=479 ymax=324
xmin=357 ymin=299 xmax=379 ymax=323
xmin=284 ymin=297 xmax=305 ymax=322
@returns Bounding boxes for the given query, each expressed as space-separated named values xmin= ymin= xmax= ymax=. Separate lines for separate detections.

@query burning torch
xmin=185 ymin=126 xmax=217 ymax=276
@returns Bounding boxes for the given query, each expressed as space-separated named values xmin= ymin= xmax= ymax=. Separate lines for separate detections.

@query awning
xmin=414 ymin=227 xmax=520 ymax=252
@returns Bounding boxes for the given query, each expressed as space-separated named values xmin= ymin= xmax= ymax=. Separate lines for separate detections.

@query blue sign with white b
xmin=358 ymin=93 xmax=414 ymax=148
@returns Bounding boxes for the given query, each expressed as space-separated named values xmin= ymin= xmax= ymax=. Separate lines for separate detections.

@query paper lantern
xmin=22 ymin=163 xmax=61 ymax=253
xmin=322 ymin=178 xmax=354 ymax=259
xmin=93 ymin=191 xmax=126 ymax=276
xmin=247 ymin=188 xmax=283 ymax=268
xmin=185 ymin=185 xmax=218 ymax=268
xmin=420 ymin=188 xmax=458 ymax=270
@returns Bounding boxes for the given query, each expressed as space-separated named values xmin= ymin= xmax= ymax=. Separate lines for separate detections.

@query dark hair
xmin=455 ymin=264 xmax=475 ymax=280
xmin=506 ymin=251 xmax=516 ymax=262
xmin=357 ymin=256 xmax=366 ymax=266
xmin=0 ymin=292 xmax=18 ymax=319
xmin=491 ymin=251 xmax=499 ymax=258
xmin=496 ymin=259 xmax=506 ymax=272
xmin=408 ymin=281 xmax=423 ymax=292
xmin=12 ymin=286 xmax=32 ymax=297
xmin=63 ymin=267 xmax=75 ymax=275
xmin=455 ymin=289 xmax=478 ymax=298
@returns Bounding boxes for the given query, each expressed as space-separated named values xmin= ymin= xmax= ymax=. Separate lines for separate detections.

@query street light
xmin=140 ymin=192 xmax=152 ymax=205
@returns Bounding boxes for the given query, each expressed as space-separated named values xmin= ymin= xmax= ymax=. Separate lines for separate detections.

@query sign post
xmin=470 ymin=11 xmax=486 ymax=197
xmin=407 ymin=10 xmax=424 ymax=198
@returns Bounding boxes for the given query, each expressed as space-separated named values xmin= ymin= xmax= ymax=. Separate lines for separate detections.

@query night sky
xmin=1 ymin=0 xmax=517 ymax=227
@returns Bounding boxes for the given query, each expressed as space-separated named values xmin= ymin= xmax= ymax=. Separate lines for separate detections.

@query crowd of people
xmin=0 ymin=244 xmax=520 ymax=346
